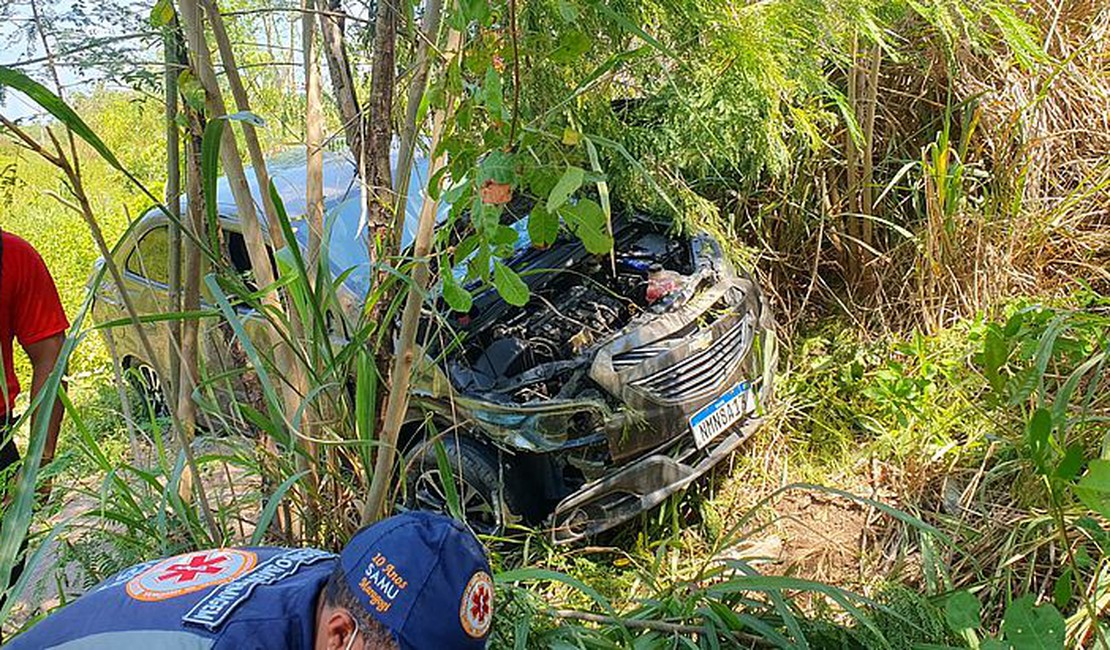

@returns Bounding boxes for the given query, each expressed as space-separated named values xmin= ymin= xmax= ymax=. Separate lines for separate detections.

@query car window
xmin=126 ymin=225 xmax=171 ymax=285
xmin=225 ymin=230 xmax=276 ymax=296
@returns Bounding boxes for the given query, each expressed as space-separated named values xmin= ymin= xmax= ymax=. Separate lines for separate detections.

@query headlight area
xmin=459 ymin=397 xmax=614 ymax=454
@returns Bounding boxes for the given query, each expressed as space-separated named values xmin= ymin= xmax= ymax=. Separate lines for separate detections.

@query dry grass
xmin=959 ymin=0 xmax=1110 ymax=297
xmin=751 ymin=0 xmax=1110 ymax=341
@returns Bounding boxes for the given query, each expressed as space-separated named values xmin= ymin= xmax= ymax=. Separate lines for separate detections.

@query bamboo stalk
xmin=844 ymin=31 xmax=860 ymax=281
xmin=165 ymin=26 xmax=183 ymax=406
xmin=177 ymin=115 xmax=205 ymax=506
xmin=392 ymin=0 xmax=443 ymax=246
xmin=304 ymin=0 xmax=325 ymax=276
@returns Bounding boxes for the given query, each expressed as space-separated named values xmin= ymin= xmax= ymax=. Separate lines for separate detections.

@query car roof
xmin=214 ymin=150 xmax=359 ymax=221
xmin=135 ymin=150 xmax=357 ymax=234
xmin=136 ymin=146 xmax=443 ymax=247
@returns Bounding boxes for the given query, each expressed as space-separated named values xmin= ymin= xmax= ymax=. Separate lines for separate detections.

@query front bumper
xmin=590 ymin=275 xmax=762 ymax=461
xmin=548 ymin=414 xmax=763 ymax=544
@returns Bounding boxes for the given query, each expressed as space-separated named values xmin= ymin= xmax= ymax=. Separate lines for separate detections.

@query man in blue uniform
xmin=5 ymin=511 xmax=495 ymax=649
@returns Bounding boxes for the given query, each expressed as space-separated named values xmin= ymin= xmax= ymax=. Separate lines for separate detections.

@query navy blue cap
xmin=340 ymin=512 xmax=493 ymax=649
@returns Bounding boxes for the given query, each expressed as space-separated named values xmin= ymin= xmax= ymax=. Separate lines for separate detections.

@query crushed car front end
xmin=416 ymin=215 xmax=776 ymax=542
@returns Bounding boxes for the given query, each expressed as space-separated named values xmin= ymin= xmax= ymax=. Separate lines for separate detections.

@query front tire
xmin=126 ymin=359 xmax=170 ymax=418
xmin=401 ymin=435 xmax=523 ymax=536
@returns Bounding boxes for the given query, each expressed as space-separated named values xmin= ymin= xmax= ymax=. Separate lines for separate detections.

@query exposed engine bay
xmin=447 ymin=220 xmax=724 ymax=404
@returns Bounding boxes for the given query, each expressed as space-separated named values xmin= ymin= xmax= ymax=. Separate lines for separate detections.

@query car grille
xmin=612 ymin=343 xmax=672 ymax=369
xmin=627 ymin=315 xmax=752 ymax=402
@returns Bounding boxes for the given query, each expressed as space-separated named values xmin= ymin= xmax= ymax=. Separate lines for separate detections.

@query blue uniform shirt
xmin=6 ymin=546 xmax=336 ymax=649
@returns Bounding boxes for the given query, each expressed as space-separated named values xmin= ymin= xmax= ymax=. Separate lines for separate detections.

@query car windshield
xmin=320 ymin=172 xmax=533 ymax=295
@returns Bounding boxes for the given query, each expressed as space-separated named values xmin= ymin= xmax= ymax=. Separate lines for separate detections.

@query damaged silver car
xmin=93 ymin=154 xmax=776 ymax=543
xmin=405 ymin=212 xmax=777 ymax=543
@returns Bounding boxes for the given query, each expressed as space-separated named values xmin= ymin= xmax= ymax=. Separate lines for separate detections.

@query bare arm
xmin=24 ymin=334 xmax=65 ymax=465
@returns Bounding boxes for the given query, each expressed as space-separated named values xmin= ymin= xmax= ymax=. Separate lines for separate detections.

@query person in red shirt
xmin=1 ymin=229 xmax=69 ymax=476
xmin=0 ymin=229 xmax=68 ymax=634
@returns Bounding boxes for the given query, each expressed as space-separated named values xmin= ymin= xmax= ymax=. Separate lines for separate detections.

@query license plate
xmin=689 ymin=381 xmax=753 ymax=449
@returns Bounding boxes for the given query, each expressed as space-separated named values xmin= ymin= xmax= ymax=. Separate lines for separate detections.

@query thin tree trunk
xmin=165 ymin=27 xmax=183 ymax=412
xmin=317 ymin=0 xmax=363 ymax=165
xmin=362 ymin=27 xmax=462 ymax=526
xmin=392 ymin=0 xmax=443 ymax=244
xmin=364 ymin=0 xmax=397 ymax=253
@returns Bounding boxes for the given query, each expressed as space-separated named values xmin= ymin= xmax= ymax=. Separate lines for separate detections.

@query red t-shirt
xmin=1 ymin=231 xmax=70 ymax=415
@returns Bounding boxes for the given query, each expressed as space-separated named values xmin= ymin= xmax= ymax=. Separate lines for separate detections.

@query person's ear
xmin=323 ymin=609 xmax=358 ymax=650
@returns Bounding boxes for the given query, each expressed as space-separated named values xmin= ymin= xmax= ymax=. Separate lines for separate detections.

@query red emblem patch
xmin=126 ymin=549 xmax=257 ymax=602
xmin=459 ymin=571 xmax=493 ymax=638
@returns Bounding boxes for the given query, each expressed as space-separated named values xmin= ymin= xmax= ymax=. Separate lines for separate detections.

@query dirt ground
xmin=710 ymin=449 xmax=913 ymax=596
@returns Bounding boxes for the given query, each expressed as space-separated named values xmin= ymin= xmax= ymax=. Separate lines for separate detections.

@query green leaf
xmin=251 ymin=471 xmax=307 ymax=545
xmin=980 ymin=641 xmax=1010 ymax=650
xmin=495 ymin=568 xmax=612 ymax=612
xmin=1055 ymin=443 xmax=1085 ymax=480
xmin=560 ymin=199 xmax=613 ymax=254
xmin=546 ymin=166 xmax=585 ymax=212
xmin=945 ymin=590 xmax=981 ymax=631
xmin=984 ymin=325 xmax=1008 ymax=393
xmin=1053 ymin=568 xmax=1073 ymax=611
xmin=1001 ymin=596 xmax=1064 ymax=649
xmin=525 ymin=167 xmax=558 ymax=198
xmin=442 ymin=272 xmax=473 ymax=313
xmin=479 ymin=150 xmax=515 ymax=184
xmin=492 ymin=224 xmax=519 ymax=247
xmin=201 ymin=119 xmax=227 ymax=253
xmin=528 ymin=204 xmax=559 ymax=248
xmin=433 ymin=439 xmax=463 ymax=521
xmin=555 ymin=0 xmax=579 ymax=22
xmin=592 ymin=2 xmax=677 ymax=59
xmin=493 ymin=261 xmax=529 ymax=307
xmin=225 ymin=110 xmax=266 ymax=127
xmin=177 ymin=69 xmax=205 ymax=112
xmin=459 ymin=0 xmax=491 ymax=24
xmin=550 ymin=31 xmax=592 ymax=64
xmin=1025 ymin=408 xmax=1053 ymax=475
xmin=453 ymin=234 xmax=480 ymax=268
xmin=149 ymin=0 xmax=175 ymax=27
xmin=482 ymin=66 xmax=503 ymax=117
xmin=1008 ymin=315 xmax=1066 ymax=406
xmin=1076 ymin=459 xmax=1110 ymax=519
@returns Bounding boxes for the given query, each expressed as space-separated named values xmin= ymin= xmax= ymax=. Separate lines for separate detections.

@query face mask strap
xmin=343 ymin=617 xmax=360 ymax=650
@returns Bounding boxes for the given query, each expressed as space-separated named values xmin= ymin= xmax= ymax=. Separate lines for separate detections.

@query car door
xmin=196 ymin=227 xmax=278 ymax=407
xmin=114 ymin=222 xmax=176 ymax=379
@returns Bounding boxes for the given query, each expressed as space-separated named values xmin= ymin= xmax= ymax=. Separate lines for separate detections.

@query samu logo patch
xmin=459 ymin=571 xmax=493 ymax=639
xmin=126 ymin=549 xmax=257 ymax=602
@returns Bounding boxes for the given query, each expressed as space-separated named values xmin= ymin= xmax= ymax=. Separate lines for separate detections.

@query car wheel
xmin=127 ymin=359 xmax=170 ymax=418
xmin=402 ymin=435 xmax=521 ymax=537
